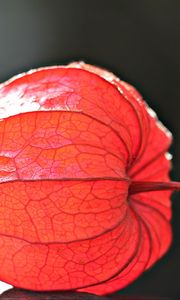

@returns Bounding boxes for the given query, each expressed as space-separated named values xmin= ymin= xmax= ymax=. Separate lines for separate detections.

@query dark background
xmin=0 ymin=0 xmax=180 ymax=298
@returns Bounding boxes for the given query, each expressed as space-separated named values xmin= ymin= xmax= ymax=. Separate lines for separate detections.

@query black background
xmin=0 ymin=0 xmax=180 ymax=299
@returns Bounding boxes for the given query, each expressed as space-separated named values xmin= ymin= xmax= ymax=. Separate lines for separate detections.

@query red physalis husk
xmin=0 ymin=62 xmax=179 ymax=295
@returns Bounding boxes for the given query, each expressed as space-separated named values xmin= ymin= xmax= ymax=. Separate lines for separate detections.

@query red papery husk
xmin=0 ymin=62 xmax=179 ymax=295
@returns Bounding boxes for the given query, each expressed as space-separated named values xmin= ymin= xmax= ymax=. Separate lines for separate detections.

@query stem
xmin=129 ymin=181 xmax=180 ymax=195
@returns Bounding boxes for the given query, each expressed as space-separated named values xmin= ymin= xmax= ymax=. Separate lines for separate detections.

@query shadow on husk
xmin=0 ymin=288 xmax=174 ymax=300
